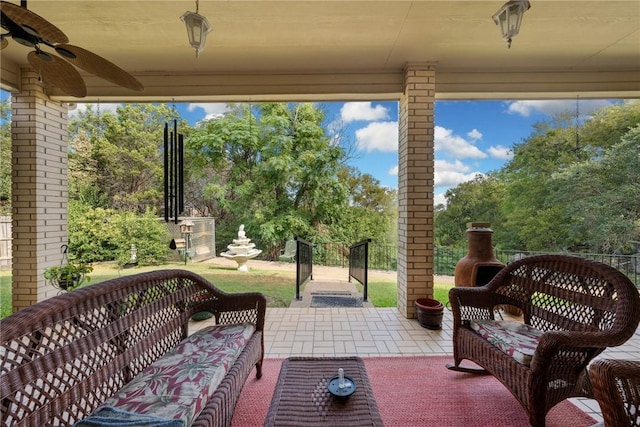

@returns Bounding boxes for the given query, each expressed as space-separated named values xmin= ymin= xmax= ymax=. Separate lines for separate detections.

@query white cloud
xmin=435 ymin=126 xmax=487 ymax=159
xmin=434 ymin=193 xmax=447 ymax=207
xmin=341 ymin=102 xmax=390 ymax=123
xmin=70 ymin=102 xmax=120 ymax=119
xmin=383 ymin=159 xmax=480 ymax=202
xmin=507 ymin=99 xmax=612 ymax=118
xmin=467 ymin=129 xmax=482 ymax=141
xmin=487 ymin=145 xmax=513 ymax=160
xmin=188 ymin=103 xmax=230 ymax=120
xmin=387 ymin=160 xmax=481 ymax=193
xmin=355 ymin=121 xmax=398 ymax=152
xmin=435 ymin=159 xmax=482 ymax=188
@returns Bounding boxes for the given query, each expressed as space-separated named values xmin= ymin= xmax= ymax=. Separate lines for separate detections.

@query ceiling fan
xmin=0 ymin=0 xmax=143 ymax=98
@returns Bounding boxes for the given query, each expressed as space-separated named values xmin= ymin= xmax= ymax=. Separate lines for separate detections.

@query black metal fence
xmin=214 ymin=237 xmax=639 ymax=288
xmin=349 ymin=239 xmax=371 ymax=301
xmin=295 ymin=237 xmax=313 ymax=300
xmin=307 ymin=242 xmax=640 ymax=288
xmin=495 ymin=249 xmax=640 ymax=287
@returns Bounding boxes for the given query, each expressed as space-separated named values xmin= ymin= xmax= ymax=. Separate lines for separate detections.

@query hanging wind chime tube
xmin=164 ymin=119 xmax=184 ymax=224
xmin=179 ymin=132 xmax=185 ymax=215
xmin=164 ymin=123 xmax=169 ymax=222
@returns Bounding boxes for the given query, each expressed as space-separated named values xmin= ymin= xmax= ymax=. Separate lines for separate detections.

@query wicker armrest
xmin=449 ymin=286 xmax=506 ymax=325
xmin=185 ymin=273 xmax=267 ymax=331
xmin=590 ymin=359 xmax=640 ymax=426
xmin=210 ymin=291 xmax=267 ymax=330
xmin=530 ymin=330 xmax=620 ymax=374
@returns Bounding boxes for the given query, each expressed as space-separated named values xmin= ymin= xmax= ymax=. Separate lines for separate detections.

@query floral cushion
xmin=470 ymin=320 xmax=543 ymax=366
xmin=93 ymin=323 xmax=255 ymax=426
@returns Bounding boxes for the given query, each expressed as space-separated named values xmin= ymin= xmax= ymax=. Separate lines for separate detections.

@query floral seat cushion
xmin=89 ymin=323 xmax=255 ymax=426
xmin=470 ymin=320 xmax=543 ymax=366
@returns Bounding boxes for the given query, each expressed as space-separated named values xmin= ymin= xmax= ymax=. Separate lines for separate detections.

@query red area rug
xmin=231 ymin=356 xmax=596 ymax=427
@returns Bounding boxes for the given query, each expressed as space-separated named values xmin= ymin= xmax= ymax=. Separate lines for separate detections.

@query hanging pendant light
xmin=492 ymin=0 xmax=531 ymax=48
xmin=181 ymin=0 xmax=212 ymax=58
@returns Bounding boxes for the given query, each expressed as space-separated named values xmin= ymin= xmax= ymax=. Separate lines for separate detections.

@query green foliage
xmin=0 ymin=100 xmax=400 ymax=267
xmin=435 ymin=174 xmax=506 ymax=247
xmin=185 ymin=102 xmax=394 ymax=259
xmin=550 ymin=124 xmax=640 ymax=253
xmin=336 ymin=166 xmax=398 ymax=245
xmin=0 ymin=100 xmax=10 ymax=215
xmin=68 ymin=201 xmax=171 ymax=265
xmin=66 ymin=103 xmax=184 ymax=265
xmin=69 ymin=103 xmax=183 ymax=212
xmin=435 ymin=100 xmax=640 ymax=254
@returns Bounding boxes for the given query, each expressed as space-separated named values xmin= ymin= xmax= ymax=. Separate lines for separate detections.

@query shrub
xmin=69 ymin=201 xmax=171 ymax=265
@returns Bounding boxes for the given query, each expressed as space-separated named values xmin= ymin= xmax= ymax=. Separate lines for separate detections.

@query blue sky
xmin=166 ymin=98 xmax=616 ymax=205
xmin=0 ymin=89 xmax=623 ymax=205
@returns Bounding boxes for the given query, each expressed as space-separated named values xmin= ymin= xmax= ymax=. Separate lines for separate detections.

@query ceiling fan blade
xmin=0 ymin=1 xmax=68 ymax=44
xmin=56 ymin=44 xmax=143 ymax=92
xmin=28 ymin=51 xmax=86 ymax=98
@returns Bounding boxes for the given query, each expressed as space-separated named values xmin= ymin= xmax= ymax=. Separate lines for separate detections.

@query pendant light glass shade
xmin=492 ymin=0 xmax=530 ymax=48
xmin=181 ymin=4 xmax=212 ymax=58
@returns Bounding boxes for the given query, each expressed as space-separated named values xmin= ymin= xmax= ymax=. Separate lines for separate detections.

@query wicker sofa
xmin=0 ymin=269 xmax=266 ymax=427
xmin=448 ymin=254 xmax=640 ymax=427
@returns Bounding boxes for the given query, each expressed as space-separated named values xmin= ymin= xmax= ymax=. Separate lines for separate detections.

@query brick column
xmin=11 ymin=69 xmax=69 ymax=311
xmin=397 ymin=63 xmax=436 ymax=318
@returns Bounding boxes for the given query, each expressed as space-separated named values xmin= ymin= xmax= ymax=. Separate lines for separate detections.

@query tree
xmin=435 ymin=174 xmax=506 ymax=247
xmin=579 ymin=100 xmax=640 ymax=150
xmin=185 ymin=102 xmax=398 ymax=258
xmin=499 ymin=114 xmax=589 ymax=250
xmin=435 ymin=100 xmax=640 ymax=253
xmin=255 ymin=103 xmax=347 ymax=246
xmin=69 ymin=103 xmax=185 ymax=212
xmin=551 ymin=125 xmax=640 ymax=253
xmin=0 ymin=100 xmax=10 ymax=215
xmin=336 ymin=166 xmax=397 ymax=245
xmin=67 ymin=103 xmax=185 ymax=265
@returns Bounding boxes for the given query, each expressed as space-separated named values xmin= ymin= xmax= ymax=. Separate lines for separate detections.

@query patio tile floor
xmin=191 ymin=260 xmax=640 ymax=422
xmin=256 ymin=306 xmax=640 ymax=424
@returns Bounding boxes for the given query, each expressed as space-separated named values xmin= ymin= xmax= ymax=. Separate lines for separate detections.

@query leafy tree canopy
xmin=185 ymin=102 xmax=395 ymax=258
xmin=0 ymin=100 xmax=10 ymax=215
xmin=436 ymin=100 xmax=640 ymax=254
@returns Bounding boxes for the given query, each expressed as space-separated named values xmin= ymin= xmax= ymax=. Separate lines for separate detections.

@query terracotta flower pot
xmin=415 ymin=298 xmax=444 ymax=330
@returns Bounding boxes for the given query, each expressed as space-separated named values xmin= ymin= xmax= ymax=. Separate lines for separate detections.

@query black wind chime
xmin=164 ymin=119 xmax=184 ymax=224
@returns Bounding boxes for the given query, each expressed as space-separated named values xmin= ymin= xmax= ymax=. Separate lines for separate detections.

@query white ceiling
xmin=2 ymin=0 xmax=639 ymax=101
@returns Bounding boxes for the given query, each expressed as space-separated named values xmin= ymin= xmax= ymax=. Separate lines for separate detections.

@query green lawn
xmin=0 ymin=263 xmax=454 ymax=318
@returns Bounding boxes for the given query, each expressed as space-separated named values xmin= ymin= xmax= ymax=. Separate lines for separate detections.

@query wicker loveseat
xmin=0 ymin=269 xmax=266 ymax=427
xmin=448 ymin=254 xmax=640 ymax=427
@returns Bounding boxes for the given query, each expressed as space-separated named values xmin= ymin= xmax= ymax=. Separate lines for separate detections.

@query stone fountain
xmin=220 ymin=225 xmax=262 ymax=272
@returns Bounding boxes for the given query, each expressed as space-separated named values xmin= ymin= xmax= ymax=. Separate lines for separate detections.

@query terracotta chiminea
xmin=454 ymin=222 xmax=505 ymax=287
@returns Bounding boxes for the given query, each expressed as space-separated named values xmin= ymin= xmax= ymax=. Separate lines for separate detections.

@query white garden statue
xmin=220 ymin=224 xmax=262 ymax=271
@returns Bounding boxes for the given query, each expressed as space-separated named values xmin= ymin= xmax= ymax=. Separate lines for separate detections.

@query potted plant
xmin=44 ymin=262 xmax=93 ymax=291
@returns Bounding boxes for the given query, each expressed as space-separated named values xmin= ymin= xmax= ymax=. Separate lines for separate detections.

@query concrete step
xmin=289 ymin=279 xmax=374 ymax=308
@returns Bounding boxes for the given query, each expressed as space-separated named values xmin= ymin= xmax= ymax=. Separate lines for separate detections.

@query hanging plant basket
xmin=56 ymin=275 xmax=80 ymax=291
xmin=44 ymin=265 xmax=92 ymax=291
xmin=43 ymin=245 xmax=92 ymax=292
